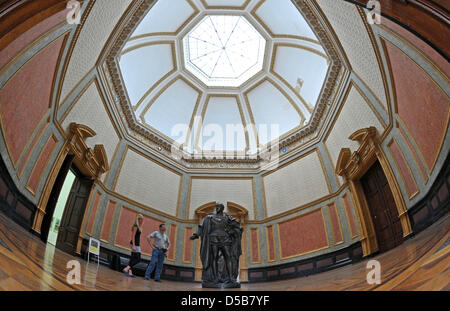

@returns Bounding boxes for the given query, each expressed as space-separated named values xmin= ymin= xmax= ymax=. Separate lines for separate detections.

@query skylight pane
xmin=183 ymin=15 xmax=265 ymax=87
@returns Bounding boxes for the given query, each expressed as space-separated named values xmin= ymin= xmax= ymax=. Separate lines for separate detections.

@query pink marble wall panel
xmin=328 ymin=203 xmax=343 ymax=245
xmin=250 ymin=228 xmax=260 ymax=263
xmin=17 ymin=122 xmax=48 ymax=177
xmin=0 ymin=9 xmax=68 ymax=69
xmin=167 ymin=224 xmax=177 ymax=261
xmin=278 ymin=209 xmax=328 ymax=259
xmin=26 ymin=135 xmax=57 ymax=194
xmin=0 ymin=35 xmax=66 ymax=166
xmin=266 ymin=225 xmax=276 ymax=262
xmin=388 ymin=139 xmax=419 ymax=198
xmin=398 ymin=124 xmax=428 ymax=183
xmin=385 ymin=40 xmax=449 ymax=172
xmin=100 ymin=200 xmax=116 ymax=242
xmin=183 ymin=227 xmax=193 ymax=263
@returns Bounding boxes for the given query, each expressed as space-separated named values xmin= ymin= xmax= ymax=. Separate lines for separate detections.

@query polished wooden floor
xmin=0 ymin=211 xmax=448 ymax=291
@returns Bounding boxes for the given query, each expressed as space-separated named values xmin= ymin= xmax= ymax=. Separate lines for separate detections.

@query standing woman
xmin=122 ymin=214 xmax=143 ymax=277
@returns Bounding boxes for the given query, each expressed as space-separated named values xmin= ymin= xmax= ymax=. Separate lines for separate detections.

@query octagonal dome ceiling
xmin=115 ymin=0 xmax=332 ymax=158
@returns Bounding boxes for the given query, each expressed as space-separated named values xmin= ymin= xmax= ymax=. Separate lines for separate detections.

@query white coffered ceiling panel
xmin=273 ymin=45 xmax=329 ymax=108
xmin=131 ymin=0 xmax=197 ymax=37
xmin=254 ymin=0 xmax=318 ymax=41
xmin=119 ymin=43 xmax=174 ymax=106
xmin=143 ymin=78 xmax=199 ymax=142
xmin=247 ymin=80 xmax=301 ymax=145
xmin=199 ymin=96 xmax=247 ymax=151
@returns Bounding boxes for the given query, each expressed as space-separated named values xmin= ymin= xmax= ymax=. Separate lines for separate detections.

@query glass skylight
xmin=183 ymin=15 xmax=266 ymax=87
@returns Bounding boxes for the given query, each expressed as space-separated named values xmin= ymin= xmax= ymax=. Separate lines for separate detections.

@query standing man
xmin=145 ymin=224 xmax=170 ymax=282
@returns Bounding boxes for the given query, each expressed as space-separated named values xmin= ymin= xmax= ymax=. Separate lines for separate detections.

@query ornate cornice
xmin=67 ymin=122 xmax=109 ymax=179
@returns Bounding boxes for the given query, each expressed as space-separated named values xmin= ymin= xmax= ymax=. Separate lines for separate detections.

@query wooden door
xmin=56 ymin=173 xmax=92 ymax=255
xmin=360 ymin=161 xmax=403 ymax=253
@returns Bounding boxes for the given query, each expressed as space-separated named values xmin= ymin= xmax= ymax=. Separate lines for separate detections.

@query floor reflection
xmin=0 ymin=211 xmax=448 ymax=291
xmin=83 ymin=260 xmax=99 ymax=289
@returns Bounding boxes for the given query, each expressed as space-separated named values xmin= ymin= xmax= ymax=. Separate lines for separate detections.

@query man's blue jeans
xmin=145 ymin=249 xmax=165 ymax=280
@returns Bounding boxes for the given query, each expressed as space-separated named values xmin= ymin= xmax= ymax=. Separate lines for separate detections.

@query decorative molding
xmin=265 ymin=224 xmax=276 ymax=262
xmin=182 ymin=226 xmax=193 ymax=263
xmin=66 ymin=123 xmax=109 ymax=179
xmin=167 ymin=223 xmax=177 ymax=262
xmin=200 ymin=0 xmax=251 ymax=10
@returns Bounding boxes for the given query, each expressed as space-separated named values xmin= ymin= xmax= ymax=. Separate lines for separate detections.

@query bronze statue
xmin=190 ymin=203 xmax=243 ymax=288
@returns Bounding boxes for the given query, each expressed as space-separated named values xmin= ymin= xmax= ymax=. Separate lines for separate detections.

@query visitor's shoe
xmin=144 ymin=277 xmax=150 ymax=280
xmin=128 ymin=274 xmax=136 ymax=278
xmin=154 ymin=279 xmax=162 ymax=282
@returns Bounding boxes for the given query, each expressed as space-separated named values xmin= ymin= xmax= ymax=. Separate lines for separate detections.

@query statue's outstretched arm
xmin=191 ymin=224 xmax=203 ymax=240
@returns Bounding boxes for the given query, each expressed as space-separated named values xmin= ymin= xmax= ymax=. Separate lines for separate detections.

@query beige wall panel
xmin=115 ymin=149 xmax=181 ymax=216
xmin=316 ymin=0 xmax=388 ymax=111
xmin=59 ymin=0 xmax=132 ymax=104
xmin=263 ymin=151 xmax=330 ymax=218
xmin=325 ymin=85 xmax=384 ymax=169
xmin=189 ymin=178 xmax=255 ymax=219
